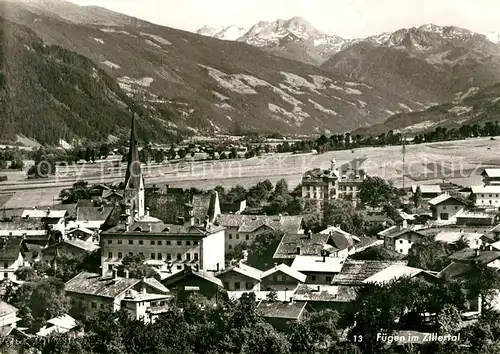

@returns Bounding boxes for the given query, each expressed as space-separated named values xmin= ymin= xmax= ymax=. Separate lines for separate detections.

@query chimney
xmin=317 ymin=285 xmax=320 ymax=292
xmin=402 ymin=219 xmax=408 ymax=230
xmin=124 ymin=269 xmax=129 ymax=278
xmin=216 ymin=263 xmax=220 ymax=272
xmin=133 ymin=209 xmax=138 ymax=220
xmin=190 ymin=216 xmax=195 ymax=226
xmin=99 ymin=265 xmax=105 ymax=277
xmin=307 ymin=230 xmax=312 ymax=239
xmin=112 ymin=267 xmax=118 ymax=280
xmin=146 ymin=207 xmax=150 ymax=217
xmin=148 ymin=224 xmax=152 ymax=232
xmin=322 ymin=252 xmax=326 ymax=263
xmin=296 ymin=247 xmax=301 ymax=255
xmin=274 ymin=262 xmax=278 ymax=268
xmin=194 ymin=263 xmax=200 ymax=272
xmin=33 ymin=206 xmax=37 ymax=210
xmin=289 ymin=297 xmax=293 ymax=303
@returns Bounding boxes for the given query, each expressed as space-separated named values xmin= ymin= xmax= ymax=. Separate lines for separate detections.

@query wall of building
xmin=261 ymin=273 xmax=301 ymax=291
xmin=201 ymin=229 xmax=225 ymax=272
xmin=432 ymin=203 xmax=464 ymax=221
xmin=391 ymin=237 xmax=414 ymax=255
xmin=217 ymin=272 xmax=260 ymax=291
xmin=1 ymin=253 xmax=24 ymax=281
xmin=302 ymin=272 xmax=336 ymax=285
xmin=100 ymin=234 xmax=204 ymax=274
xmin=474 ymin=193 xmax=500 ymax=208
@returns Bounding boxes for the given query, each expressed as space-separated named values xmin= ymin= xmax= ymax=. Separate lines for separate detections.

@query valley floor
xmin=1 ymin=136 xmax=498 ymax=209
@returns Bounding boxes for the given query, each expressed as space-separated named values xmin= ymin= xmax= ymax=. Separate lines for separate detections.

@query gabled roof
xmin=435 ymin=231 xmax=483 ymax=244
xmin=273 ymin=233 xmax=330 ymax=259
xmin=438 ymin=262 xmax=475 ymax=279
xmin=103 ymin=220 xmax=224 ymax=236
xmin=65 ymin=272 xmax=140 ymax=298
xmin=21 ymin=209 xmax=67 ymax=219
xmin=471 ymin=185 xmax=500 ymax=194
xmin=411 ymin=185 xmax=442 ymax=194
xmin=143 ymin=277 xmax=170 ymax=294
xmin=66 ymin=226 xmax=94 ymax=235
xmin=293 ymin=284 xmax=357 ymax=303
xmin=380 ymin=227 xmax=425 ymax=240
xmin=362 ymin=264 xmax=427 ymax=284
xmin=330 ymin=260 xmax=408 ymax=286
xmin=215 ymin=214 xmax=302 ymax=234
xmin=215 ymin=262 xmax=262 ymax=281
xmin=260 ymin=264 xmax=307 ymax=283
xmin=162 ymin=267 xmax=223 ymax=288
xmin=76 ymin=206 xmax=114 ymax=222
xmin=257 ymin=301 xmax=307 ymax=320
xmin=0 ymin=300 xmax=18 ymax=317
xmin=102 ymin=190 xmax=124 ymax=199
xmin=43 ymin=239 xmax=99 ymax=253
xmin=428 ymin=193 xmax=467 ymax=206
xmin=482 ymin=168 xmax=500 ymax=178
xmin=291 ymin=256 xmax=345 ymax=273
xmin=448 ymin=248 xmax=500 ymax=264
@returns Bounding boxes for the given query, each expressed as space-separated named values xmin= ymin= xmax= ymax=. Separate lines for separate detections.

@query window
xmin=228 ymin=245 xmax=232 ymax=250
xmin=167 ymin=253 xmax=171 ymax=261
xmin=108 ymin=252 xmax=113 ymax=258
xmin=3 ymin=262 xmax=7 ymax=269
xmin=235 ymin=234 xmax=239 ymax=239
xmin=151 ymin=240 xmax=155 ymax=245
xmin=246 ymin=282 xmax=253 ymax=290
xmin=194 ymin=241 xmax=199 ymax=245
xmin=186 ymin=241 xmax=191 ymax=245
xmin=139 ymin=240 xmax=144 ymax=245
xmin=273 ymin=275 xmax=278 ymax=282
xmin=158 ymin=253 xmax=162 ymax=260
xmin=100 ymin=303 xmax=105 ymax=309
xmin=151 ymin=253 xmax=155 ymax=260
xmin=223 ymin=282 xmax=229 ymax=289
xmin=176 ymin=265 xmax=182 ymax=270
xmin=176 ymin=253 xmax=182 ymax=261
xmin=229 ymin=234 xmax=232 ymax=239
xmin=326 ymin=276 xmax=332 ymax=282
xmin=245 ymin=235 xmax=249 ymax=241
xmin=118 ymin=239 xmax=122 ymax=244
xmin=108 ymin=265 xmax=113 ymax=271
xmin=128 ymin=240 xmax=133 ymax=245
xmin=194 ymin=253 xmax=199 ymax=261
xmin=3 ymin=273 xmax=7 ymax=278
xmin=234 ymin=282 xmax=241 ymax=290
xmin=399 ymin=240 xmax=403 ymax=244
xmin=108 ymin=240 xmax=112 ymax=244
xmin=166 ymin=241 xmax=171 ymax=245
xmin=186 ymin=253 xmax=191 ymax=261
xmin=311 ymin=275 xmax=317 ymax=281
xmin=177 ymin=241 xmax=182 ymax=245
xmin=91 ymin=302 xmax=97 ymax=309
xmin=117 ymin=252 xmax=122 ymax=259
xmin=158 ymin=241 xmax=162 ymax=245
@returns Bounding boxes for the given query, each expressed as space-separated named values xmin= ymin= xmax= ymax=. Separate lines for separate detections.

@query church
xmin=99 ymin=113 xmax=225 ymax=277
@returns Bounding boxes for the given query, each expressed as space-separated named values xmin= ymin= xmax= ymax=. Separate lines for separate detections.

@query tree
xmin=287 ymin=310 xmax=340 ymax=353
xmin=406 ymin=238 xmax=454 ymax=271
xmin=413 ymin=186 xmax=423 ymax=208
xmin=224 ymin=185 xmax=247 ymax=204
xmin=99 ymin=143 xmax=110 ymax=158
xmin=323 ymin=200 xmax=366 ymax=235
xmin=359 ymin=176 xmax=399 ymax=208
xmin=14 ymin=267 xmax=38 ymax=282
xmin=10 ymin=277 xmax=70 ymax=332
xmin=272 ymin=178 xmax=289 ymax=199
xmin=117 ymin=254 xmax=160 ymax=280
xmin=59 ymin=181 xmax=91 ymax=204
xmin=177 ymin=148 xmax=187 ymax=159
xmin=246 ymin=230 xmax=284 ymax=269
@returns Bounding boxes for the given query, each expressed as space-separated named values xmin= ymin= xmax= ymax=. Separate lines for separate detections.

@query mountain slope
xmin=0 ymin=1 xmax=423 ymax=141
xmin=0 ymin=16 xmax=179 ymax=144
xmin=322 ymin=25 xmax=500 ymax=105
xmin=352 ymin=82 xmax=500 ymax=136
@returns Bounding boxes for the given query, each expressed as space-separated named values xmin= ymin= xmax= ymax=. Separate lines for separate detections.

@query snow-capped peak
xmin=486 ymin=31 xmax=500 ymax=44
xmin=214 ymin=25 xmax=248 ymax=41
xmin=197 ymin=25 xmax=223 ymax=37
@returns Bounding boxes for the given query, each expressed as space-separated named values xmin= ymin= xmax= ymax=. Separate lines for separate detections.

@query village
xmin=0 ymin=116 xmax=499 ymax=353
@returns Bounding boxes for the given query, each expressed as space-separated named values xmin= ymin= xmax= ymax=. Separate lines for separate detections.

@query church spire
xmin=123 ymin=111 xmax=145 ymax=218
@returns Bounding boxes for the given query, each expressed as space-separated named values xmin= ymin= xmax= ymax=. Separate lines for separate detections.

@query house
xmin=36 ymin=314 xmax=78 ymax=337
xmin=74 ymin=204 xmax=114 ymax=231
xmin=471 ymin=186 xmax=500 ymax=208
xmin=102 ymin=189 xmax=124 ymax=204
xmin=215 ymin=214 xmax=303 ymax=254
xmin=273 ymin=232 xmax=331 ymax=265
xmin=490 ymin=224 xmax=500 ymax=241
xmin=428 ymin=194 xmax=467 ymax=221
xmin=292 ymin=284 xmax=357 ymax=311
xmin=65 ymin=226 xmax=95 ymax=242
xmin=215 ymin=262 xmax=262 ymax=291
xmin=260 ymin=263 xmax=306 ymax=292
xmin=379 ymin=224 xmax=425 ymax=255
xmin=161 ymin=265 xmax=227 ymax=305
xmin=301 ymin=159 xmax=365 ymax=210
xmin=481 ymin=168 xmax=500 ymax=186
xmin=434 ymin=230 xmax=483 ymax=249
xmin=21 ymin=208 xmax=67 ymax=235
xmin=120 ymin=290 xmax=171 ymax=323
xmin=256 ymin=300 xmax=310 ymax=329
xmin=0 ymin=220 xmax=49 ymax=243
xmin=0 ymin=237 xmax=28 ymax=281
xmin=0 ymin=301 xmax=20 ymax=332
xmin=290 ymin=255 xmax=345 ymax=285
xmin=100 ymin=216 xmax=225 ymax=276
xmin=448 ymin=246 xmax=500 ymax=269
xmin=89 ymin=184 xmax=111 ymax=200
xmin=64 ymin=270 xmax=169 ymax=318
xmin=411 ymin=185 xmax=442 ymax=199
xmin=455 ymin=210 xmax=497 ymax=226
xmin=319 ymin=226 xmax=381 ymax=257
xmin=41 ymin=238 xmax=100 ymax=263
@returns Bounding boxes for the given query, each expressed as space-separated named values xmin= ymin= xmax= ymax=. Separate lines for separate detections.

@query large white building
xmin=471 ymin=186 xmax=500 ymax=208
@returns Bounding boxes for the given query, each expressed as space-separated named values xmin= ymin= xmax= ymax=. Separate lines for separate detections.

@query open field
xmin=0 ymin=137 xmax=498 ymax=208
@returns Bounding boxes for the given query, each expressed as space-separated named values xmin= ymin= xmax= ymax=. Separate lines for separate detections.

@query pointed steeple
xmin=124 ymin=112 xmax=142 ymax=190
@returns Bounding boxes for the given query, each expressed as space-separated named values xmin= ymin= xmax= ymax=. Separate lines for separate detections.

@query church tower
xmin=123 ymin=112 xmax=145 ymax=218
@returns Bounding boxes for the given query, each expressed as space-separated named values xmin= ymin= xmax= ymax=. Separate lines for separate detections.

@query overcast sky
xmin=70 ymin=0 xmax=500 ymax=38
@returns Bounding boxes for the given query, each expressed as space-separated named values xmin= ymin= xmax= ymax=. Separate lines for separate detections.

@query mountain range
xmin=1 ymin=1 xmax=500 ymax=144
xmin=0 ymin=1 xmax=426 ymax=144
